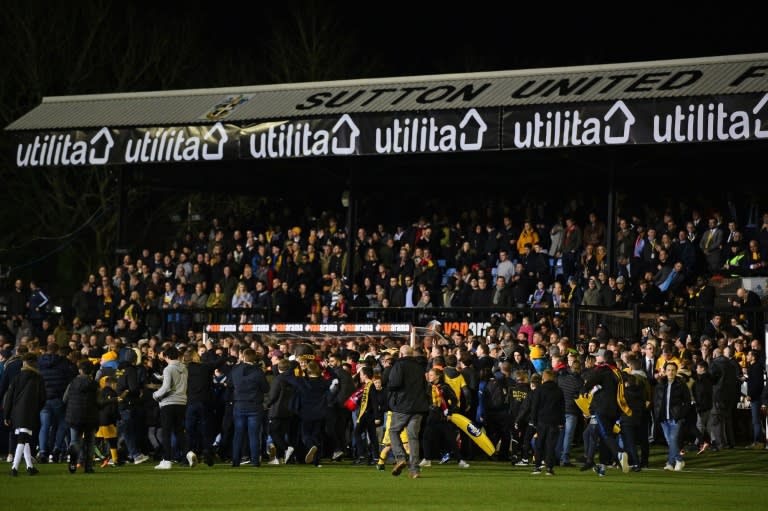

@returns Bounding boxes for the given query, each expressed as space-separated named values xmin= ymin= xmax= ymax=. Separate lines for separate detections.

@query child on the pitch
xmin=97 ymin=376 xmax=120 ymax=467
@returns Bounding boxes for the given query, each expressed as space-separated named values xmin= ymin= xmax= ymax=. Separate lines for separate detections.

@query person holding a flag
xmin=581 ymin=349 xmax=631 ymax=476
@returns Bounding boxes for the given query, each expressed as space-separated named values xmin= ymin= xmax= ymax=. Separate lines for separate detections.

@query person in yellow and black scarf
xmin=96 ymin=376 xmax=120 ymax=467
xmin=353 ymin=366 xmax=381 ymax=465
xmin=419 ymin=368 xmax=470 ymax=468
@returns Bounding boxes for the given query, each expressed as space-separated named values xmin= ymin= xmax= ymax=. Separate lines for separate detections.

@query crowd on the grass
xmin=2 ymin=203 xmax=768 ymax=477
xmin=1 ymin=322 xmax=767 ymax=477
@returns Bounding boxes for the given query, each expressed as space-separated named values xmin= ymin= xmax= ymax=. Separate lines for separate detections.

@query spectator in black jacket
xmin=654 ymin=361 xmax=692 ymax=471
xmin=692 ymin=360 xmax=714 ymax=453
xmin=384 ymin=345 xmax=429 ymax=478
xmin=513 ymin=372 xmax=538 ymax=466
xmin=266 ymin=358 xmax=295 ymax=464
xmin=325 ymin=353 xmax=355 ymax=461
xmin=184 ymin=349 xmax=218 ymax=467
xmin=353 ymin=366 xmax=381 ymax=465
xmin=553 ymin=355 xmax=582 ymax=467
xmin=530 ymin=369 xmax=564 ymax=475
xmin=8 ymin=279 xmax=26 ymax=324
xmin=116 ymin=349 xmax=149 ymax=464
xmin=4 ymin=352 xmax=46 ymax=476
xmin=229 ymin=348 xmax=269 ymax=467
xmin=37 ymin=343 xmax=75 ymax=464
xmin=63 ymin=360 xmax=98 ymax=473
xmin=286 ymin=360 xmax=336 ymax=467
xmin=745 ymin=350 xmax=766 ymax=448
xmin=709 ymin=348 xmax=739 ymax=449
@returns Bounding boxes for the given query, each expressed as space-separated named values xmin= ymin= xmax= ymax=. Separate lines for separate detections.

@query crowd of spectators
xmin=2 ymin=202 xmax=768 ymax=471
xmin=4 ymin=203 xmax=768 ymax=347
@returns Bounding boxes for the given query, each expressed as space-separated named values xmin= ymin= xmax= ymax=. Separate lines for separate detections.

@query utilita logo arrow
xmin=459 ymin=109 xmax=488 ymax=150
xmin=202 ymin=122 xmax=228 ymax=160
xmin=753 ymin=93 xmax=768 ymax=138
xmin=331 ymin=114 xmax=360 ymax=155
xmin=603 ymin=101 xmax=635 ymax=144
xmin=89 ymin=127 xmax=114 ymax=164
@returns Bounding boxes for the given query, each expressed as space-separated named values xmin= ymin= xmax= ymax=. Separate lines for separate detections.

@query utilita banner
xmin=15 ymin=123 xmax=240 ymax=167
xmin=13 ymin=94 xmax=768 ymax=167
xmin=502 ymin=93 xmax=768 ymax=150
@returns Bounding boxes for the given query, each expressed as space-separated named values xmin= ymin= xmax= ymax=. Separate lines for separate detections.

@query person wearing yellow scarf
xmin=353 ymin=367 xmax=381 ymax=465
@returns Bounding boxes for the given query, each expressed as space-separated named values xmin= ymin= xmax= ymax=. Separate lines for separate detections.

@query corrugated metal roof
xmin=7 ymin=53 xmax=768 ymax=131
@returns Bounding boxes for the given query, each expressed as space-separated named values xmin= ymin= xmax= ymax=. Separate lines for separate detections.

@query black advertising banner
xmin=240 ymin=108 xmax=500 ymax=159
xmin=15 ymin=123 xmax=240 ymax=167
xmin=12 ymin=94 xmax=768 ymax=167
xmin=502 ymin=93 xmax=768 ymax=150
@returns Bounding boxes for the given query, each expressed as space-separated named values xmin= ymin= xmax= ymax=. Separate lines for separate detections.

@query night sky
xmin=2 ymin=3 xmax=765 ymax=95
xmin=194 ymin=4 xmax=766 ymax=79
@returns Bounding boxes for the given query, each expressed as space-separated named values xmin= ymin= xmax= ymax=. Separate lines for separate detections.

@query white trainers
xmin=6 ymin=454 xmax=13 ymax=463
xmin=663 ymin=463 xmax=674 ymax=471
xmin=186 ymin=451 xmax=198 ymax=467
xmin=305 ymin=445 xmax=318 ymax=465
xmin=268 ymin=458 xmax=280 ymax=465
xmin=133 ymin=454 xmax=149 ymax=465
xmin=331 ymin=450 xmax=344 ymax=461
xmin=154 ymin=460 xmax=172 ymax=470
xmin=418 ymin=458 xmax=431 ymax=467
xmin=674 ymin=460 xmax=685 ymax=472
xmin=284 ymin=446 xmax=295 ymax=464
xmin=458 ymin=460 xmax=470 ymax=468
xmin=618 ymin=452 xmax=629 ymax=473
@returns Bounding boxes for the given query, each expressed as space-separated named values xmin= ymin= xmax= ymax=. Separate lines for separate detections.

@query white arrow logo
xmin=603 ymin=101 xmax=635 ymax=144
xmin=459 ymin=109 xmax=487 ymax=150
xmin=89 ymin=127 xmax=114 ymax=165
xmin=331 ymin=114 xmax=360 ymax=155
xmin=753 ymin=93 xmax=768 ymax=138
xmin=202 ymin=122 xmax=229 ymax=160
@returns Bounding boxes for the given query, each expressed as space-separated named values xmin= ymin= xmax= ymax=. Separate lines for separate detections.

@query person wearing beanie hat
xmin=96 ymin=350 xmax=119 ymax=381
xmin=530 ymin=346 xmax=548 ymax=374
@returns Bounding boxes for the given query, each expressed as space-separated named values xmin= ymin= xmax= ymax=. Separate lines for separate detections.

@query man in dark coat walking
xmin=384 ymin=345 xmax=429 ymax=478
xmin=530 ymin=369 xmax=565 ymax=475
xmin=3 ymin=353 xmax=47 ymax=476
xmin=64 ymin=360 xmax=99 ymax=473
